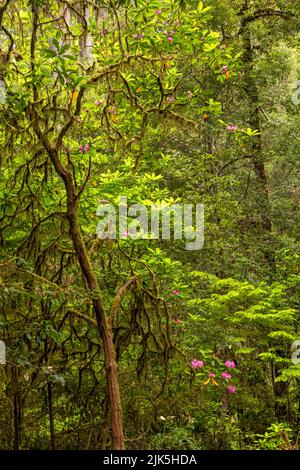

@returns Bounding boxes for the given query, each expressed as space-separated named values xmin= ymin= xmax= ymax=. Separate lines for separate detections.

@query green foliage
xmin=254 ymin=423 xmax=294 ymax=450
xmin=0 ymin=0 xmax=299 ymax=451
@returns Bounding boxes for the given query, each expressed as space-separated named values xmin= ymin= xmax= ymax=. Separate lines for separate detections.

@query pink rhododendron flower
xmin=209 ymin=372 xmax=216 ymax=377
xmin=172 ymin=289 xmax=180 ymax=296
xmin=222 ymin=65 xmax=228 ymax=73
xmin=95 ymin=98 xmax=104 ymax=106
xmin=122 ymin=230 xmax=129 ymax=238
xmin=79 ymin=144 xmax=89 ymax=153
xmin=109 ymin=106 xmax=116 ymax=114
xmin=133 ymin=33 xmax=144 ymax=40
xmin=221 ymin=372 xmax=232 ymax=380
xmin=225 ymin=360 xmax=236 ymax=368
xmin=167 ymin=36 xmax=173 ymax=42
xmin=228 ymin=385 xmax=236 ymax=394
xmin=174 ymin=319 xmax=182 ymax=324
xmin=226 ymin=125 xmax=237 ymax=132
xmin=169 ymin=30 xmax=175 ymax=35
xmin=167 ymin=96 xmax=175 ymax=103
xmin=191 ymin=359 xmax=204 ymax=369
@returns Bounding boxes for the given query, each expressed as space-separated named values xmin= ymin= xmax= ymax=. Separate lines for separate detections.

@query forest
xmin=0 ymin=0 xmax=300 ymax=452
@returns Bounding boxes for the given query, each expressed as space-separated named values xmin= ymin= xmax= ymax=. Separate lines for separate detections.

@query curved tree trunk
xmin=29 ymin=0 xmax=124 ymax=448
xmin=51 ymin=147 xmax=124 ymax=450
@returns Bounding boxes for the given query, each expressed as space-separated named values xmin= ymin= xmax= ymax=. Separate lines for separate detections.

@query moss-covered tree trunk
xmin=48 ymin=146 xmax=124 ymax=450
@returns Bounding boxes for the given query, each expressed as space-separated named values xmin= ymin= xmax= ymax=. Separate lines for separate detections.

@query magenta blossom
xmin=222 ymin=65 xmax=228 ymax=73
xmin=174 ymin=319 xmax=182 ymax=324
xmin=209 ymin=372 xmax=216 ymax=378
xmin=109 ymin=106 xmax=116 ymax=114
xmin=221 ymin=372 xmax=232 ymax=380
xmin=225 ymin=360 xmax=236 ymax=368
xmin=167 ymin=36 xmax=173 ymax=42
xmin=95 ymin=98 xmax=104 ymax=106
xmin=122 ymin=230 xmax=129 ymax=238
xmin=79 ymin=144 xmax=89 ymax=153
xmin=191 ymin=359 xmax=204 ymax=369
xmin=169 ymin=30 xmax=175 ymax=35
xmin=167 ymin=96 xmax=175 ymax=103
xmin=228 ymin=385 xmax=236 ymax=394
xmin=227 ymin=125 xmax=237 ymax=132
xmin=133 ymin=33 xmax=144 ymax=40
xmin=172 ymin=289 xmax=180 ymax=296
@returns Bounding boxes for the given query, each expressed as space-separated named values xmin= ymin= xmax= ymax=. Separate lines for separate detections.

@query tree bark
xmin=241 ymin=15 xmax=276 ymax=273
xmin=12 ymin=367 xmax=21 ymax=450
xmin=29 ymin=1 xmax=123 ymax=449
xmin=47 ymin=382 xmax=56 ymax=450
xmin=47 ymin=146 xmax=124 ymax=450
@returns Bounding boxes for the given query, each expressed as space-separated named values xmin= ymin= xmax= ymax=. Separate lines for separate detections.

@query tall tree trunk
xmin=30 ymin=1 xmax=124 ymax=447
xmin=79 ymin=2 xmax=92 ymax=60
xmin=12 ymin=367 xmax=21 ymax=450
xmin=47 ymin=382 xmax=56 ymax=450
xmin=241 ymin=19 xmax=276 ymax=273
xmin=48 ymin=146 xmax=124 ymax=450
